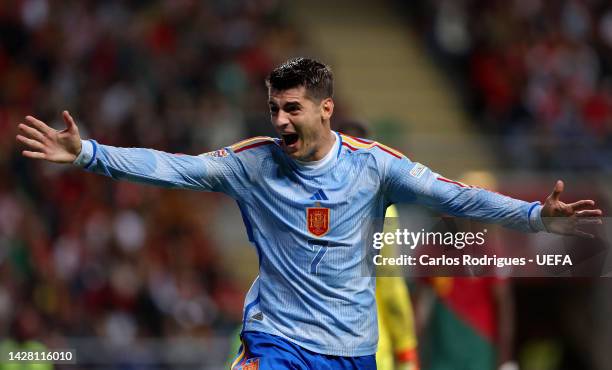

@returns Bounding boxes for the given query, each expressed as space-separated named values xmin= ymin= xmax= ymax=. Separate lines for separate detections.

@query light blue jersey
xmin=73 ymin=131 xmax=545 ymax=356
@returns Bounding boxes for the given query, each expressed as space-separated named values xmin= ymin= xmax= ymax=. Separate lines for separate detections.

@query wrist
xmin=75 ymin=139 xmax=82 ymax=159
xmin=528 ymin=203 xmax=546 ymax=232
xmin=73 ymin=139 xmax=97 ymax=168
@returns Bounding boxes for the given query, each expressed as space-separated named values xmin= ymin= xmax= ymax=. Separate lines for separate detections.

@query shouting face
xmin=268 ymin=86 xmax=334 ymax=161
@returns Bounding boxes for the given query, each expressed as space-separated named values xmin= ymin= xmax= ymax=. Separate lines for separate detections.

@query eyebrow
xmin=283 ymin=102 xmax=301 ymax=109
xmin=268 ymin=101 xmax=302 ymax=109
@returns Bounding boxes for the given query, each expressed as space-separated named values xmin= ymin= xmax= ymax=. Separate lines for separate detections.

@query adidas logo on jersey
xmin=309 ymin=189 xmax=328 ymax=201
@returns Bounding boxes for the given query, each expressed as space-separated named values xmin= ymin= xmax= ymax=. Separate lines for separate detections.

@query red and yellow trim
xmin=340 ymin=134 xmax=404 ymax=159
xmin=231 ymin=137 xmax=276 ymax=153
xmin=437 ymin=176 xmax=513 ymax=198
xmin=436 ymin=176 xmax=470 ymax=188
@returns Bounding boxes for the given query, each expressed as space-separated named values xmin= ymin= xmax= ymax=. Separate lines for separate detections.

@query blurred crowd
xmin=405 ymin=0 xmax=612 ymax=170
xmin=0 ymin=0 xmax=300 ymax=357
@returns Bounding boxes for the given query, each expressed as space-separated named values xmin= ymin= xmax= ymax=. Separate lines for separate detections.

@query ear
xmin=320 ymin=98 xmax=334 ymax=121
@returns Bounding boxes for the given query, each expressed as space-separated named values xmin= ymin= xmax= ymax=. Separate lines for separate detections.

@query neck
xmin=305 ymin=130 xmax=336 ymax=161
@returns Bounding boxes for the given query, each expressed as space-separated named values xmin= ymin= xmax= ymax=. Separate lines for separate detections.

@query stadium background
xmin=0 ymin=0 xmax=610 ymax=369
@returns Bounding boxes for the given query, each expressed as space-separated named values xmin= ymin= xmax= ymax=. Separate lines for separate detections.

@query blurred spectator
xmin=402 ymin=0 xmax=612 ymax=171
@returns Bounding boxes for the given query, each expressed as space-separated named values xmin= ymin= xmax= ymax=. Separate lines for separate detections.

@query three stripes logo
xmin=309 ymin=189 xmax=328 ymax=201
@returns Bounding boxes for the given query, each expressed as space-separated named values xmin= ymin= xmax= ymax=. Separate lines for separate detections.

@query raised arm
xmin=17 ymin=111 xmax=247 ymax=195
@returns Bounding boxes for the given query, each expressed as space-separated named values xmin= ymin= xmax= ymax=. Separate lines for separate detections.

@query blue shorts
xmin=230 ymin=331 xmax=376 ymax=370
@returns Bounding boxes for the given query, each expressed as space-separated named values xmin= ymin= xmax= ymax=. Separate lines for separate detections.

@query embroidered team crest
xmin=235 ymin=358 xmax=260 ymax=370
xmin=307 ymin=207 xmax=330 ymax=237
xmin=200 ymin=148 xmax=229 ymax=158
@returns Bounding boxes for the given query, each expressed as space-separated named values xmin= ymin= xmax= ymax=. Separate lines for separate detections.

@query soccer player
xmin=16 ymin=58 xmax=601 ymax=370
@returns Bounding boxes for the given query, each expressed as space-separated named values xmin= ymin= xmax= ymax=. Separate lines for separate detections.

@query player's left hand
xmin=541 ymin=180 xmax=603 ymax=238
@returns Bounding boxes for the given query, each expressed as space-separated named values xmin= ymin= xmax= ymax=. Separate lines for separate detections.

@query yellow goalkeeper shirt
xmin=376 ymin=205 xmax=418 ymax=370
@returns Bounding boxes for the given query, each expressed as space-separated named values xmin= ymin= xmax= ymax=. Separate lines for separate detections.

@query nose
xmin=272 ymin=111 xmax=291 ymax=131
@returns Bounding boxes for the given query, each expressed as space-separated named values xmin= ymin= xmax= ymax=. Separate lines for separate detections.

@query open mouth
xmin=282 ymin=133 xmax=299 ymax=146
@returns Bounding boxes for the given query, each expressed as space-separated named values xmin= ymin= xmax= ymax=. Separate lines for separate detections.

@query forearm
xmin=420 ymin=176 xmax=546 ymax=233
xmin=73 ymin=139 xmax=210 ymax=190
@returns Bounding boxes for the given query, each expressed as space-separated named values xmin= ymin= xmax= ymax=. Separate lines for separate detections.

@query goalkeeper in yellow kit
xmin=376 ymin=205 xmax=419 ymax=370
xmin=336 ymin=120 xmax=419 ymax=370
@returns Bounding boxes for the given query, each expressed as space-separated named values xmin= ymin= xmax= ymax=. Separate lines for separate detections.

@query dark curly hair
xmin=265 ymin=57 xmax=333 ymax=100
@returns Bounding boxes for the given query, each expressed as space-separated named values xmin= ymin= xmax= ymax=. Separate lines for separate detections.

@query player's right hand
xmin=17 ymin=110 xmax=82 ymax=163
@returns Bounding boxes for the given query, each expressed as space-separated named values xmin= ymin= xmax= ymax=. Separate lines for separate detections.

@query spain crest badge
xmin=307 ymin=205 xmax=330 ymax=237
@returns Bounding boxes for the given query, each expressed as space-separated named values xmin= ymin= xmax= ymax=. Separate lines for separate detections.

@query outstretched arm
xmin=385 ymin=158 xmax=602 ymax=236
xmin=16 ymin=111 xmax=246 ymax=194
